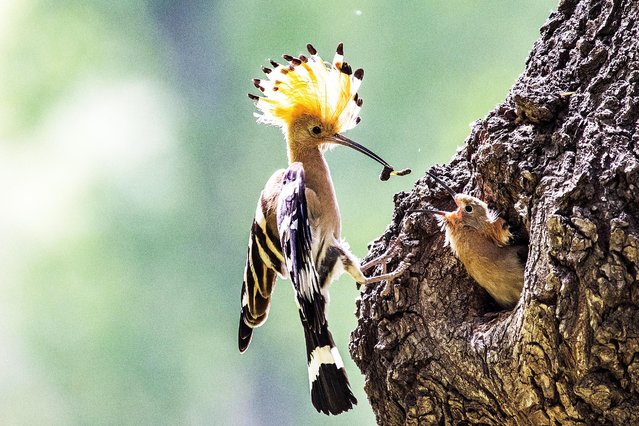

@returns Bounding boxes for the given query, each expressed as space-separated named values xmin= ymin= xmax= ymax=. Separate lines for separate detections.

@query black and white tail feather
xmin=277 ymin=163 xmax=356 ymax=415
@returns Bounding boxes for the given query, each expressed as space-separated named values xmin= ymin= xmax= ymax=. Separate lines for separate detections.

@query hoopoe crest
xmin=251 ymin=43 xmax=363 ymax=136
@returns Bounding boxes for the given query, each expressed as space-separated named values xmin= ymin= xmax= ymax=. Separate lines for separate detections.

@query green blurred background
xmin=0 ymin=1 xmax=555 ymax=425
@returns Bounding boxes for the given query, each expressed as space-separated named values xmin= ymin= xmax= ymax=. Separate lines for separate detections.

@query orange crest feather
xmin=249 ymin=43 xmax=364 ymax=133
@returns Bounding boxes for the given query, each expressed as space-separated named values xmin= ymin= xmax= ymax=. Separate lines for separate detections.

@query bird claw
xmin=360 ymin=239 xmax=417 ymax=286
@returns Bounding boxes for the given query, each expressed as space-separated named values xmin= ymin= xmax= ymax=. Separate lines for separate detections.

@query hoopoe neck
xmin=288 ymin=146 xmax=341 ymax=238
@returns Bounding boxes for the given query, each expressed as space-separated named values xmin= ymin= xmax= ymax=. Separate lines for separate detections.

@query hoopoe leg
xmin=362 ymin=253 xmax=414 ymax=284
xmin=336 ymin=246 xmax=367 ymax=285
xmin=336 ymin=239 xmax=416 ymax=287
xmin=360 ymin=240 xmax=403 ymax=273
xmin=360 ymin=239 xmax=416 ymax=285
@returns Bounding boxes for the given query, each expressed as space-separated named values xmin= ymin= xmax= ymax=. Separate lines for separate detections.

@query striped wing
xmin=238 ymin=185 xmax=285 ymax=353
xmin=276 ymin=163 xmax=326 ymax=331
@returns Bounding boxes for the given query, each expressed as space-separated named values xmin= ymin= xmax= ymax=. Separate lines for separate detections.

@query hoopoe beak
xmin=415 ymin=208 xmax=447 ymax=216
xmin=414 ymin=208 xmax=460 ymax=224
xmin=425 ymin=171 xmax=457 ymax=199
xmin=330 ymin=134 xmax=411 ymax=181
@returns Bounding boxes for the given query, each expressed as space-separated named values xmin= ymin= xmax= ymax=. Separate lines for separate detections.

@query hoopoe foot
xmin=360 ymin=240 xmax=415 ymax=286
xmin=360 ymin=240 xmax=403 ymax=274
xmin=363 ymin=252 xmax=414 ymax=285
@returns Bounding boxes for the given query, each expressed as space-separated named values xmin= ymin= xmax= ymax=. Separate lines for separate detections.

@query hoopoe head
xmin=423 ymin=172 xmax=512 ymax=247
xmin=249 ymin=43 xmax=362 ymax=151
xmin=249 ymin=43 xmax=408 ymax=178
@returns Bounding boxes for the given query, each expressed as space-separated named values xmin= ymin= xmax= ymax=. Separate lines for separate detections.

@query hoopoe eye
xmin=311 ymin=126 xmax=322 ymax=135
xmin=464 ymin=205 xmax=473 ymax=213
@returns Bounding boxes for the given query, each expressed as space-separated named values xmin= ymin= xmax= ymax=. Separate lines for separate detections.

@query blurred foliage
xmin=0 ymin=1 xmax=555 ymax=424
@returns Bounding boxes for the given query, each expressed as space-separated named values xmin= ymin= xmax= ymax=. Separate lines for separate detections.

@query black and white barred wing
xmin=277 ymin=163 xmax=356 ymax=415
xmin=238 ymin=185 xmax=286 ymax=353
xmin=276 ymin=163 xmax=326 ymax=331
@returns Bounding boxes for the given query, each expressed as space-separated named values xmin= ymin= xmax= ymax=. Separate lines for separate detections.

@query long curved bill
xmin=331 ymin=134 xmax=411 ymax=181
xmin=408 ymin=209 xmax=447 ymax=216
xmin=425 ymin=171 xmax=457 ymax=198
xmin=409 ymin=208 xmax=460 ymax=224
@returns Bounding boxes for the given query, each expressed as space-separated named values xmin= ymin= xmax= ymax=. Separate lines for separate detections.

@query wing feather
xmin=277 ymin=163 xmax=326 ymax=332
xmin=238 ymin=188 xmax=284 ymax=353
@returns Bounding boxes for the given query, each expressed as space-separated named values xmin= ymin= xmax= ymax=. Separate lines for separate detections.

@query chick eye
xmin=311 ymin=126 xmax=322 ymax=135
xmin=464 ymin=205 xmax=473 ymax=213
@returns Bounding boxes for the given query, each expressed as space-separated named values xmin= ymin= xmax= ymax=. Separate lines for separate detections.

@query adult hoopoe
xmin=238 ymin=43 xmax=410 ymax=415
xmin=421 ymin=171 xmax=527 ymax=309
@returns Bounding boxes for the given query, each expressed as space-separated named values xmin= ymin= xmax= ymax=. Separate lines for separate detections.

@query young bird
xmin=423 ymin=171 xmax=527 ymax=309
xmin=238 ymin=43 xmax=408 ymax=415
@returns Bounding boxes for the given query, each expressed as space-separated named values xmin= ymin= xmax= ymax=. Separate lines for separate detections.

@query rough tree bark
xmin=350 ymin=0 xmax=639 ymax=424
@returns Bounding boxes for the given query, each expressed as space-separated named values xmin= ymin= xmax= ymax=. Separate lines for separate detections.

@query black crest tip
xmin=354 ymin=68 xmax=364 ymax=80
xmin=282 ymin=54 xmax=294 ymax=62
xmin=247 ymin=93 xmax=259 ymax=101
xmin=341 ymin=62 xmax=352 ymax=75
xmin=336 ymin=43 xmax=344 ymax=55
xmin=261 ymin=66 xmax=272 ymax=74
xmin=307 ymin=44 xmax=317 ymax=55
xmin=269 ymin=59 xmax=279 ymax=68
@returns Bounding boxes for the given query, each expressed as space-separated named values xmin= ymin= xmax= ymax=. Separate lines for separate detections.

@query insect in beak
xmin=330 ymin=134 xmax=411 ymax=181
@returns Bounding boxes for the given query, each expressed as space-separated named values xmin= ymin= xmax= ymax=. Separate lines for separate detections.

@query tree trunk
xmin=350 ymin=0 xmax=639 ymax=424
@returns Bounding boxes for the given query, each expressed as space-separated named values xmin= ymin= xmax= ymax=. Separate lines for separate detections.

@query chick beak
xmin=441 ymin=208 xmax=462 ymax=226
xmin=408 ymin=208 xmax=461 ymax=229
xmin=422 ymin=208 xmax=460 ymax=222
xmin=331 ymin=134 xmax=411 ymax=181
xmin=417 ymin=209 xmax=447 ymax=216
xmin=408 ymin=208 xmax=450 ymax=222
xmin=425 ymin=171 xmax=457 ymax=199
